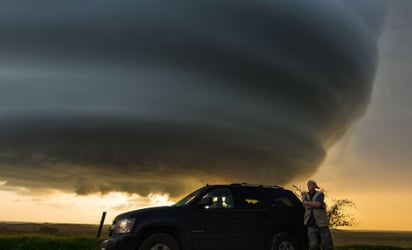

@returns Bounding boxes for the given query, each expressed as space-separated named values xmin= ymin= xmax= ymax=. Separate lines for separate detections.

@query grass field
xmin=0 ymin=222 xmax=105 ymax=250
xmin=333 ymin=230 xmax=412 ymax=247
xmin=0 ymin=222 xmax=108 ymax=237
xmin=0 ymin=235 xmax=102 ymax=250
xmin=1 ymin=222 xmax=412 ymax=249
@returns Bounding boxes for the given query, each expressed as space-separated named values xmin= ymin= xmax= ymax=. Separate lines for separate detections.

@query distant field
xmin=0 ymin=222 xmax=110 ymax=238
xmin=333 ymin=230 xmax=412 ymax=247
xmin=0 ymin=223 xmax=105 ymax=250
xmin=1 ymin=222 xmax=412 ymax=249
xmin=0 ymin=235 xmax=102 ymax=250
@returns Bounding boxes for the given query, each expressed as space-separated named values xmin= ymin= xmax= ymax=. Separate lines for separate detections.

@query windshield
xmin=174 ymin=187 xmax=204 ymax=207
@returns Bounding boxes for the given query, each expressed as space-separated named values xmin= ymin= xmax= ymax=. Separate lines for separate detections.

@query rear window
xmin=264 ymin=189 xmax=300 ymax=208
xmin=272 ymin=195 xmax=294 ymax=207
xmin=237 ymin=187 xmax=266 ymax=209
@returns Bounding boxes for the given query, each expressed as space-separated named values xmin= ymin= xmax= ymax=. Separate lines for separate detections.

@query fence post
xmin=96 ymin=211 xmax=107 ymax=238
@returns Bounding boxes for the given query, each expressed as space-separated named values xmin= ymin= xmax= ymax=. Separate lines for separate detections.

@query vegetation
xmin=0 ymin=235 xmax=102 ymax=250
xmin=328 ymin=198 xmax=357 ymax=228
xmin=0 ymin=222 xmax=107 ymax=237
xmin=0 ymin=223 xmax=106 ymax=249
xmin=1 ymin=233 xmax=412 ymax=250
xmin=336 ymin=246 xmax=412 ymax=250
xmin=1 ymin=223 xmax=412 ymax=249
xmin=333 ymin=230 xmax=412 ymax=248
xmin=292 ymin=185 xmax=357 ymax=228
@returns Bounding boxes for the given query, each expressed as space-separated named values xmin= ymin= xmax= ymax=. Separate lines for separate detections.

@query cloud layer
xmin=0 ymin=0 xmax=386 ymax=197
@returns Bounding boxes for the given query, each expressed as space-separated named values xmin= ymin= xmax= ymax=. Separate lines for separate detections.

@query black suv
xmin=102 ymin=183 xmax=307 ymax=250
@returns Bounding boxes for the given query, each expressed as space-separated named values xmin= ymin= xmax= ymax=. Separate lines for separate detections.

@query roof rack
xmin=230 ymin=183 xmax=284 ymax=189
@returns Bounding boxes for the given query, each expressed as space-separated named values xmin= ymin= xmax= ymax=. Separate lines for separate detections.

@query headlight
xmin=115 ymin=218 xmax=136 ymax=234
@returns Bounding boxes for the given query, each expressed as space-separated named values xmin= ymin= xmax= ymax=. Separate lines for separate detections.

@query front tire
xmin=138 ymin=233 xmax=180 ymax=250
xmin=271 ymin=232 xmax=298 ymax=250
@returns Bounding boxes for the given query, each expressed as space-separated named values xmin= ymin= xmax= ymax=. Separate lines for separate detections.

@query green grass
xmin=0 ymin=235 xmax=102 ymax=250
xmin=333 ymin=230 xmax=412 ymax=247
xmin=1 ymin=234 xmax=412 ymax=250
xmin=1 ymin=224 xmax=412 ymax=250
xmin=336 ymin=246 xmax=412 ymax=250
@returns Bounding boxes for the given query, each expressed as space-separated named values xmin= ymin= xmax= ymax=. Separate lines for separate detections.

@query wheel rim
xmin=278 ymin=240 xmax=295 ymax=250
xmin=149 ymin=243 xmax=171 ymax=250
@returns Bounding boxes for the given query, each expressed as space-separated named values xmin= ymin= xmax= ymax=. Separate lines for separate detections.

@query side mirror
xmin=198 ymin=197 xmax=212 ymax=206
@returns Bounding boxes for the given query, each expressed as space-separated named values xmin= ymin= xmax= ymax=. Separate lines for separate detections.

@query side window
xmin=238 ymin=188 xmax=266 ymax=209
xmin=272 ymin=196 xmax=293 ymax=207
xmin=201 ymin=188 xmax=235 ymax=209
xmin=265 ymin=190 xmax=296 ymax=208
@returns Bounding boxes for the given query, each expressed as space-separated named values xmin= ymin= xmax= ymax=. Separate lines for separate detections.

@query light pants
xmin=307 ymin=226 xmax=334 ymax=250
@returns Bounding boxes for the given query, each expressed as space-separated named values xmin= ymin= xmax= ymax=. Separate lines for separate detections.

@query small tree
xmin=327 ymin=198 xmax=357 ymax=228
xmin=292 ymin=185 xmax=357 ymax=228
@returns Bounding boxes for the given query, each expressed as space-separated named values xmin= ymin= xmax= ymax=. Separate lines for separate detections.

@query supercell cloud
xmin=0 ymin=0 xmax=386 ymax=197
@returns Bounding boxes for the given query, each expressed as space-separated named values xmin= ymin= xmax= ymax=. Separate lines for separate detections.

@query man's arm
xmin=303 ymin=200 xmax=322 ymax=208
xmin=303 ymin=192 xmax=325 ymax=209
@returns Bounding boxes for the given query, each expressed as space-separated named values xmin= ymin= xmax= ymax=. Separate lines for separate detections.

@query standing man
xmin=303 ymin=180 xmax=334 ymax=250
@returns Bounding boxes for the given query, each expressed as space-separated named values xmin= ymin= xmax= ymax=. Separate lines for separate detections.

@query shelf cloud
xmin=0 ymin=0 xmax=386 ymax=197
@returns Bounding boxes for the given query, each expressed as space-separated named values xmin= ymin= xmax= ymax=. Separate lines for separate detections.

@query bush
xmin=292 ymin=184 xmax=357 ymax=228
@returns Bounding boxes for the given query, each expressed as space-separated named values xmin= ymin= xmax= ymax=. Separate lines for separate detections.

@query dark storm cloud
xmin=0 ymin=0 xmax=386 ymax=197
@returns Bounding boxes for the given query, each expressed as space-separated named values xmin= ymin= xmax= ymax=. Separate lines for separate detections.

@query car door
xmin=230 ymin=187 xmax=266 ymax=250
xmin=191 ymin=187 xmax=240 ymax=250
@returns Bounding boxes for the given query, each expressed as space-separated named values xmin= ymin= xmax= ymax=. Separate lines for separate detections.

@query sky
xmin=311 ymin=0 xmax=412 ymax=230
xmin=0 ymin=0 xmax=411 ymax=231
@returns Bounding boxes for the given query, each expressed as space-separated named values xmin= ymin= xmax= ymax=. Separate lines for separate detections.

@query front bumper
xmin=101 ymin=234 xmax=138 ymax=250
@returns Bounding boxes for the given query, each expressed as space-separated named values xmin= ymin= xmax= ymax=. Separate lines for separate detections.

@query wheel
xmin=271 ymin=232 xmax=298 ymax=250
xmin=138 ymin=233 xmax=180 ymax=250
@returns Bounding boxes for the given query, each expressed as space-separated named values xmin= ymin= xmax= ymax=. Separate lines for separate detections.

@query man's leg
xmin=319 ymin=226 xmax=334 ymax=250
xmin=307 ymin=226 xmax=321 ymax=250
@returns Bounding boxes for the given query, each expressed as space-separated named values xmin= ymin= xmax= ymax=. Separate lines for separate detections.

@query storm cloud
xmin=0 ymin=0 xmax=386 ymax=197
